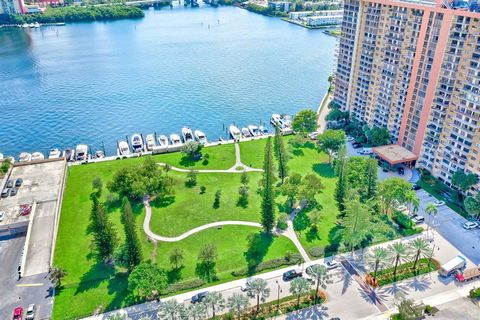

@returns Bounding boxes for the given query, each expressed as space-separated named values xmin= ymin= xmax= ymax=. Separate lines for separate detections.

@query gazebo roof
xmin=372 ymin=144 xmax=418 ymax=165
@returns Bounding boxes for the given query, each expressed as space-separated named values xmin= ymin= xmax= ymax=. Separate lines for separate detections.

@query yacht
xmin=28 ymin=23 xmax=35 ymax=28
xmin=48 ymin=148 xmax=61 ymax=159
xmin=194 ymin=130 xmax=207 ymax=144
xmin=248 ymin=125 xmax=260 ymax=136
xmin=146 ymin=134 xmax=156 ymax=151
xmin=31 ymin=152 xmax=45 ymax=161
xmin=63 ymin=148 xmax=74 ymax=162
xmin=181 ymin=127 xmax=194 ymax=143
xmin=157 ymin=135 xmax=169 ymax=147
xmin=271 ymin=114 xmax=282 ymax=127
xmin=229 ymin=125 xmax=242 ymax=140
xmin=259 ymin=126 xmax=269 ymax=135
xmin=21 ymin=23 xmax=28 ymax=28
xmin=131 ymin=134 xmax=144 ymax=153
xmin=281 ymin=114 xmax=292 ymax=128
xmin=170 ymin=134 xmax=182 ymax=146
xmin=19 ymin=152 xmax=32 ymax=163
xmin=95 ymin=150 xmax=105 ymax=159
xmin=33 ymin=22 xmax=40 ymax=28
xmin=241 ymin=127 xmax=252 ymax=138
xmin=117 ymin=140 xmax=130 ymax=156
xmin=75 ymin=144 xmax=89 ymax=161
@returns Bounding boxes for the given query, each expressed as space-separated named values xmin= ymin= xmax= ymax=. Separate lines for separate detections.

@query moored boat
xmin=48 ymin=148 xmax=61 ymax=159
xmin=229 ymin=125 xmax=242 ymax=140
xmin=259 ymin=126 xmax=269 ymax=135
xmin=158 ymin=135 xmax=169 ymax=147
xmin=248 ymin=125 xmax=260 ymax=136
xmin=241 ymin=127 xmax=252 ymax=138
xmin=63 ymin=148 xmax=74 ymax=162
xmin=31 ymin=152 xmax=45 ymax=161
xmin=75 ymin=144 xmax=89 ymax=161
xmin=181 ymin=127 xmax=194 ymax=143
xmin=118 ymin=140 xmax=130 ymax=156
xmin=146 ymin=134 xmax=156 ymax=151
xmin=194 ymin=130 xmax=207 ymax=144
xmin=170 ymin=134 xmax=182 ymax=146
xmin=131 ymin=134 xmax=144 ymax=153
xmin=19 ymin=152 xmax=32 ymax=163
xmin=95 ymin=150 xmax=105 ymax=159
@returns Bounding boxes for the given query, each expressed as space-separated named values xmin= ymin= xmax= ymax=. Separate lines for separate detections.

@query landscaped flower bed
xmin=367 ymin=258 xmax=439 ymax=287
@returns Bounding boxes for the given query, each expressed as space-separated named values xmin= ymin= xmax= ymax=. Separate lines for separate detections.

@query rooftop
xmin=372 ymin=144 xmax=418 ymax=165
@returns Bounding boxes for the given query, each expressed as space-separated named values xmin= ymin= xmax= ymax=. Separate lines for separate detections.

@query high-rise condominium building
xmin=334 ymin=0 xmax=480 ymax=193
xmin=0 ymin=0 xmax=25 ymax=14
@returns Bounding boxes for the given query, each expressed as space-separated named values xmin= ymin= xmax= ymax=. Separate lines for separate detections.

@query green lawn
xmin=150 ymin=171 xmax=263 ymax=236
xmin=239 ymin=138 xmax=267 ymax=168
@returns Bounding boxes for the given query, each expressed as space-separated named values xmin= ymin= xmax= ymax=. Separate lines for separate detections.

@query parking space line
xmin=16 ymin=283 xmax=43 ymax=287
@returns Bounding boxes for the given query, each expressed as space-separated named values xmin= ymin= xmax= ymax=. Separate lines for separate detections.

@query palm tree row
xmin=366 ymin=237 xmax=432 ymax=282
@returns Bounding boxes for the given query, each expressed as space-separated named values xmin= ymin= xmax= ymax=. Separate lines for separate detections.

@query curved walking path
xmin=157 ymin=143 xmax=263 ymax=173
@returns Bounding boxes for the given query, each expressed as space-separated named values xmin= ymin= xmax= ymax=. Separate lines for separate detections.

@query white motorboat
xmin=158 ymin=135 xmax=169 ymax=147
xmin=31 ymin=152 xmax=45 ymax=161
xmin=118 ymin=140 xmax=130 ymax=156
xmin=281 ymin=114 xmax=292 ymax=128
xmin=241 ymin=127 xmax=252 ymax=138
xmin=271 ymin=114 xmax=282 ymax=126
xmin=48 ymin=148 xmax=61 ymax=159
xmin=33 ymin=22 xmax=40 ymax=28
xmin=248 ymin=125 xmax=260 ymax=136
xmin=0 ymin=153 xmax=3 ymax=161
xmin=259 ymin=126 xmax=269 ymax=135
xmin=181 ymin=127 xmax=194 ymax=143
xmin=95 ymin=150 xmax=105 ymax=159
xmin=19 ymin=152 xmax=32 ymax=163
xmin=170 ymin=134 xmax=182 ymax=146
xmin=21 ymin=23 xmax=28 ymax=28
xmin=229 ymin=125 xmax=242 ymax=140
xmin=63 ymin=148 xmax=74 ymax=162
xmin=28 ymin=23 xmax=35 ymax=28
xmin=75 ymin=145 xmax=89 ymax=161
xmin=146 ymin=134 xmax=156 ymax=151
xmin=194 ymin=130 xmax=208 ymax=144
xmin=131 ymin=134 xmax=144 ymax=153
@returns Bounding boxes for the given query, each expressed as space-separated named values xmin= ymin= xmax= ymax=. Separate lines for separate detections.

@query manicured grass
xmin=373 ymin=258 xmax=439 ymax=286
xmin=150 ymin=171 xmax=263 ymax=236
xmin=155 ymin=142 xmax=236 ymax=170
xmin=239 ymin=138 xmax=267 ymax=168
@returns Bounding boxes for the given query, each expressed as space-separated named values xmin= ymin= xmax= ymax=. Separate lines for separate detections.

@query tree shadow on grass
xmin=150 ymin=196 xmax=175 ymax=209
xmin=106 ymin=272 xmax=135 ymax=312
xmin=312 ymin=163 xmax=335 ymax=178
xmin=195 ymin=262 xmax=217 ymax=282
xmin=167 ymin=266 xmax=184 ymax=284
xmin=293 ymin=211 xmax=311 ymax=232
xmin=324 ymin=223 xmax=344 ymax=256
xmin=306 ymin=226 xmax=320 ymax=242
xmin=244 ymin=232 xmax=274 ymax=275
xmin=74 ymin=261 xmax=116 ymax=295
xmin=179 ymin=156 xmax=199 ymax=168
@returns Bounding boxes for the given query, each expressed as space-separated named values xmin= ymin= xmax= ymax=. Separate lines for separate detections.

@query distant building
xmin=268 ymin=1 xmax=292 ymax=12
xmin=0 ymin=0 xmax=25 ymax=14
xmin=333 ymin=0 xmax=480 ymax=193
xmin=288 ymin=11 xmax=312 ymax=19
xmin=305 ymin=15 xmax=342 ymax=26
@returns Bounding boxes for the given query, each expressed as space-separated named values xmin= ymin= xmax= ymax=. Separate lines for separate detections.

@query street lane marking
xmin=17 ymin=283 xmax=43 ymax=287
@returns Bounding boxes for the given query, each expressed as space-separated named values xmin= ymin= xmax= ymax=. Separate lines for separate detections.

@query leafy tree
xmin=365 ymin=158 xmax=378 ymax=200
xmin=186 ymin=169 xmax=198 ymax=187
xmin=169 ymin=248 xmax=185 ymax=269
xmin=280 ymin=172 xmax=302 ymax=209
xmin=213 ymin=189 xmax=221 ymax=209
xmin=307 ymin=264 xmax=332 ymax=303
xmin=292 ymin=109 xmax=317 ymax=136
xmin=198 ymin=243 xmax=218 ymax=280
xmin=205 ymin=292 xmax=225 ymax=318
xmin=89 ymin=197 xmax=117 ymax=262
xmin=451 ymin=170 xmax=478 ymax=201
xmin=368 ymin=126 xmax=390 ymax=146
xmin=308 ymin=209 xmax=322 ymax=232
xmin=395 ymin=299 xmax=424 ymax=320
xmin=0 ymin=158 xmax=12 ymax=175
xmin=289 ymin=277 xmax=311 ymax=308
xmin=389 ymin=242 xmax=409 ymax=279
xmin=49 ymin=267 xmax=67 ymax=288
xmin=274 ymin=127 xmax=289 ymax=183
xmin=342 ymin=195 xmax=372 ymax=251
xmin=245 ymin=278 xmax=270 ymax=312
xmin=409 ymin=238 xmax=430 ymax=272
xmin=334 ymin=145 xmax=348 ymax=211
xmin=425 ymin=202 xmax=438 ymax=232
xmin=464 ymin=192 xmax=480 ymax=220
xmin=188 ymin=303 xmax=207 ymax=320
xmin=238 ymin=185 xmax=249 ymax=208
xmin=157 ymin=299 xmax=182 ymax=320
xmin=317 ymin=129 xmax=346 ymax=164
xmin=92 ymin=176 xmax=103 ymax=195
xmin=298 ymin=173 xmax=324 ymax=207
xmin=241 ymin=171 xmax=249 ymax=186
xmin=200 ymin=186 xmax=206 ymax=194
xmin=261 ymin=138 xmax=275 ymax=234
xmin=377 ymin=178 xmax=413 ymax=215
xmin=128 ymin=262 xmax=168 ymax=300
xmin=181 ymin=141 xmax=203 ymax=159
xmin=326 ymin=108 xmax=349 ymax=122
xmin=404 ymin=190 xmax=420 ymax=214
xmin=366 ymin=247 xmax=389 ymax=281
xmin=227 ymin=293 xmax=250 ymax=319
xmin=120 ymin=197 xmax=142 ymax=270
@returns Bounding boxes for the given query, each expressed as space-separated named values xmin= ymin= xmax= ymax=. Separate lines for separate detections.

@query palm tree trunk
xmin=297 ymin=294 xmax=301 ymax=309
xmin=315 ymin=280 xmax=320 ymax=303
xmin=212 ymin=305 xmax=216 ymax=319
xmin=393 ymin=257 xmax=399 ymax=279
xmin=413 ymin=251 xmax=420 ymax=272
xmin=373 ymin=261 xmax=379 ymax=280
xmin=257 ymin=295 xmax=260 ymax=312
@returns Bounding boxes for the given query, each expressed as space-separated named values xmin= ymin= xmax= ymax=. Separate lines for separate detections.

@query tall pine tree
xmin=121 ymin=197 xmax=143 ymax=270
xmin=274 ymin=127 xmax=289 ymax=183
xmin=334 ymin=145 xmax=348 ymax=212
xmin=261 ymin=137 xmax=275 ymax=233
xmin=365 ymin=158 xmax=378 ymax=200
xmin=90 ymin=195 xmax=117 ymax=262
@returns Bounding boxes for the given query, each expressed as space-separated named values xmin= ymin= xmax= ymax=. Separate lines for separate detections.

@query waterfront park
xmin=51 ymin=115 xmax=427 ymax=319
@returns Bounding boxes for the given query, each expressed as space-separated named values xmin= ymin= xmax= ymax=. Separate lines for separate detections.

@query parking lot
xmin=0 ymin=160 xmax=66 ymax=320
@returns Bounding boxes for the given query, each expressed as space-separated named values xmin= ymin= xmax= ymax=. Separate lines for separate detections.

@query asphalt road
xmin=0 ymin=234 xmax=53 ymax=320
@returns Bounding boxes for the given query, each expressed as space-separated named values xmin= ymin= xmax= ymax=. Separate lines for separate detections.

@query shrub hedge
xmin=231 ymin=253 xmax=303 ymax=277
xmin=371 ymin=258 xmax=439 ymax=286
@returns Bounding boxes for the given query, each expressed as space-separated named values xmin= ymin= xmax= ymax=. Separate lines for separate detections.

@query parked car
xmin=6 ymin=179 xmax=14 ymax=188
xmin=282 ymin=269 xmax=302 ymax=281
xmin=1 ymin=188 xmax=10 ymax=198
xmin=191 ymin=291 xmax=208 ymax=304
xmin=346 ymin=136 xmax=354 ymax=142
xmin=19 ymin=204 xmax=32 ymax=216
xmin=12 ymin=307 xmax=23 ymax=320
xmin=398 ymin=167 xmax=404 ymax=175
xmin=308 ymin=131 xmax=320 ymax=140
xmin=0 ymin=211 xmax=5 ymax=222
xmin=360 ymin=148 xmax=373 ymax=155
xmin=352 ymin=142 xmax=363 ymax=149
xmin=26 ymin=304 xmax=36 ymax=320
xmin=10 ymin=188 xmax=18 ymax=196
xmin=412 ymin=216 xmax=425 ymax=224
xmin=463 ymin=221 xmax=479 ymax=230
xmin=434 ymin=200 xmax=446 ymax=207
xmin=325 ymin=260 xmax=340 ymax=270
xmin=15 ymin=178 xmax=23 ymax=187
xmin=411 ymin=184 xmax=421 ymax=191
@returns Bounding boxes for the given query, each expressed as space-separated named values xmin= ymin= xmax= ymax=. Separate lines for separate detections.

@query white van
xmin=439 ymin=256 xmax=466 ymax=277
xmin=360 ymin=147 xmax=373 ymax=155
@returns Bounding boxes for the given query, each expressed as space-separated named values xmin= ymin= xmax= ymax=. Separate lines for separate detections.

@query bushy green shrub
xmin=393 ymin=210 xmax=413 ymax=229
xmin=308 ymin=247 xmax=325 ymax=258
xmin=276 ymin=213 xmax=288 ymax=230
xmin=469 ymin=287 xmax=480 ymax=298
xmin=161 ymin=278 xmax=205 ymax=295
xmin=231 ymin=253 xmax=303 ymax=277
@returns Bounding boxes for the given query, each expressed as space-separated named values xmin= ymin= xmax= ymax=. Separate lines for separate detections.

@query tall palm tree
xmin=425 ymin=202 xmax=438 ymax=237
xmin=227 ymin=293 xmax=250 ymax=319
xmin=389 ymin=242 xmax=409 ymax=279
xmin=245 ymin=278 xmax=270 ymax=312
xmin=289 ymin=277 xmax=311 ymax=309
xmin=366 ymin=247 xmax=390 ymax=281
xmin=49 ymin=266 xmax=67 ymax=288
xmin=405 ymin=190 xmax=420 ymax=214
xmin=409 ymin=238 xmax=431 ymax=272
xmin=307 ymin=264 xmax=332 ymax=302
xmin=157 ymin=299 xmax=182 ymax=320
xmin=204 ymin=291 xmax=225 ymax=319
xmin=188 ymin=303 xmax=207 ymax=320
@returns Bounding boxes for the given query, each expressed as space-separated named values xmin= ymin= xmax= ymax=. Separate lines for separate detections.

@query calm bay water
xmin=0 ymin=5 xmax=336 ymax=156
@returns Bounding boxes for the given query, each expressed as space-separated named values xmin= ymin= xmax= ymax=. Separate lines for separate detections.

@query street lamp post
xmin=275 ymin=280 xmax=282 ymax=313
